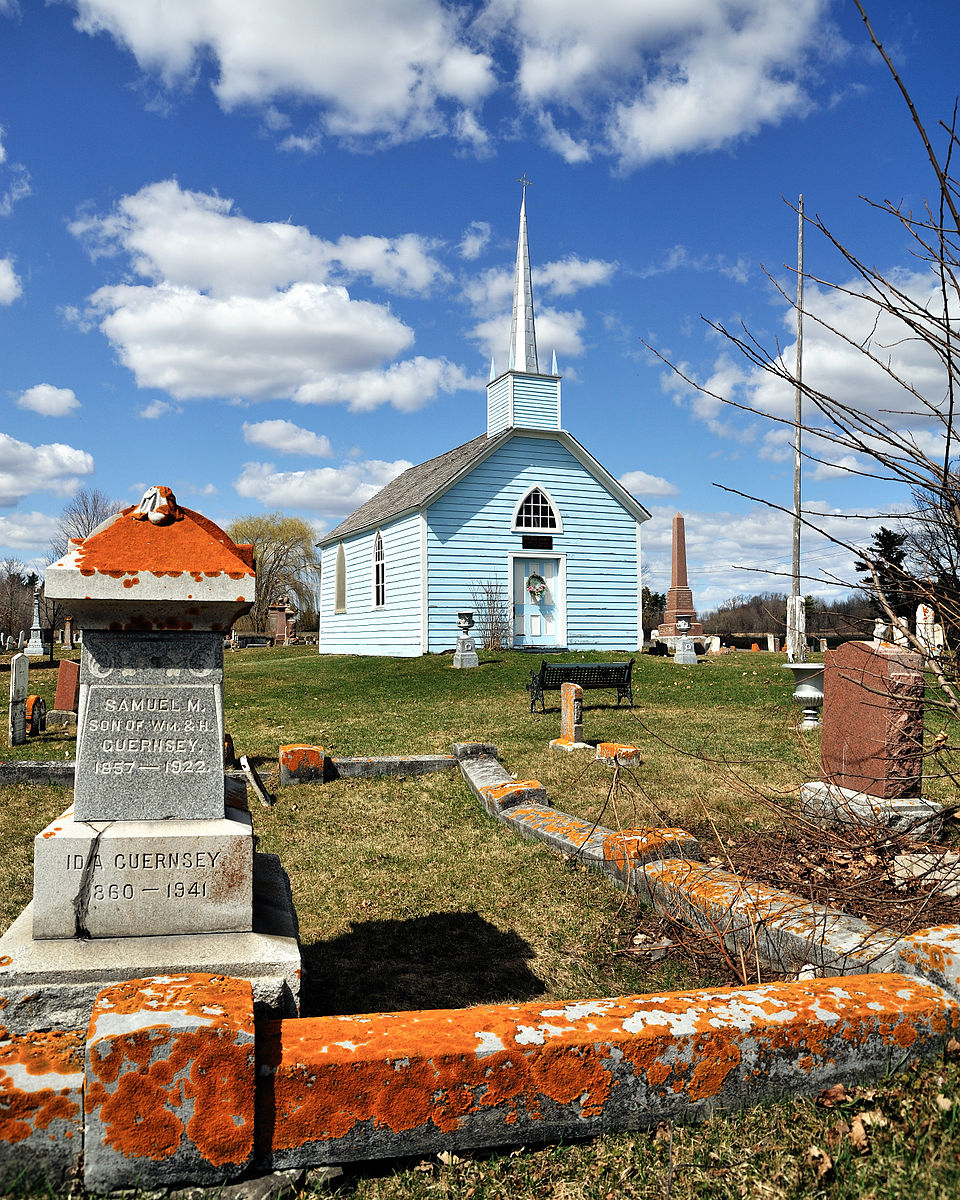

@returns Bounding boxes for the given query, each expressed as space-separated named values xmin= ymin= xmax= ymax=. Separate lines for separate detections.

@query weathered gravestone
xmin=821 ymin=639 xmax=924 ymax=799
xmin=47 ymin=657 xmax=80 ymax=728
xmin=24 ymin=586 xmax=46 ymax=658
xmin=7 ymin=651 xmax=28 ymax=746
xmin=0 ymin=485 xmax=301 ymax=1031
xmin=550 ymin=682 xmax=589 ymax=751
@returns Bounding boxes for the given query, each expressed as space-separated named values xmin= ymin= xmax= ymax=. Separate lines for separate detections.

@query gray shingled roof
xmin=322 ymin=431 xmax=500 ymax=543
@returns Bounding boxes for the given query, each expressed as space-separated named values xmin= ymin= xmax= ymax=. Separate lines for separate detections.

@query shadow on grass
xmin=301 ymin=909 xmax=545 ymax=1017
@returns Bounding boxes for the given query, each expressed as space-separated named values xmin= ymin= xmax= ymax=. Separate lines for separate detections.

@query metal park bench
xmin=527 ymin=659 xmax=634 ymax=713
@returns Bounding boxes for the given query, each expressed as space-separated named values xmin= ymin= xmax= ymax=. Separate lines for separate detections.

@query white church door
xmin=512 ymin=557 xmax=560 ymax=647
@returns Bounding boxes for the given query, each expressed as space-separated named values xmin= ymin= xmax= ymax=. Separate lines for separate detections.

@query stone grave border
xmin=6 ymin=742 xmax=960 ymax=1191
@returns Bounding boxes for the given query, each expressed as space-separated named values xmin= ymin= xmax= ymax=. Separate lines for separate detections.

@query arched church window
xmin=335 ymin=542 xmax=346 ymax=613
xmin=513 ymin=486 xmax=562 ymax=532
xmin=373 ymin=532 xmax=385 ymax=608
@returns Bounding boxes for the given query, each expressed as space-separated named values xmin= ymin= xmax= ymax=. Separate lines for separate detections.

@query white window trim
xmin=372 ymin=531 xmax=385 ymax=609
xmin=507 ymin=552 xmax=566 ymax=648
xmin=510 ymin=484 xmax=564 ymax=534
xmin=334 ymin=542 xmax=346 ymax=614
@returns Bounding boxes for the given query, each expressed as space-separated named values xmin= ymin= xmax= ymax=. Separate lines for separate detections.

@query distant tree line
xmin=700 ymin=591 xmax=873 ymax=639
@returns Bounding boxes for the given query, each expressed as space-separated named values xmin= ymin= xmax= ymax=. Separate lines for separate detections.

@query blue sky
xmin=1 ymin=0 xmax=957 ymax=612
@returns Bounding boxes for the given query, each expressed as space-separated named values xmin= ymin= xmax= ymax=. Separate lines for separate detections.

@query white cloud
xmin=67 ymin=0 xmax=496 ymax=146
xmin=536 ymin=256 xmax=616 ymax=296
xmin=459 ymin=221 xmax=491 ymax=260
xmin=233 ymin=457 xmax=412 ymax=516
xmin=620 ymin=470 xmax=678 ymax=498
xmin=679 ymin=267 xmax=957 ymax=473
xmin=0 ymin=511 xmax=61 ymax=553
xmin=71 ymin=181 xmax=469 ymax=410
xmin=71 ymin=180 xmax=447 ymax=296
xmin=496 ymin=0 xmax=829 ymax=168
xmin=641 ymin=501 xmax=883 ymax=613
xmin=0 ymin=256 xmax=21 ymax=304
xmin=291 ymin=357 xmax=475 ymax=413
xmin=16 ymin=384 xmax=80 ymax=417
xmin=66 ymin=0 xmax=833 ymax=167
xmin=0 ymin=434 xmax=94 ymax=507
xmin=242 ymin=419 xmax=333 ymax=457
xmin=139 ymin=399 xmax=172 ymax=419
xmin=638 ymin=244 xmax=750 ymax=284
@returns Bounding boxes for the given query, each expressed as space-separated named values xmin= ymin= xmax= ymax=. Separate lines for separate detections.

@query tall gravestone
xmin=24 ymin=586 xmax=46 ymax=658
xmin=658 ymin=514 xmax=703 ymax=649
xmin=7 ymin=651 xmax=28 ymax=746
xmin=0 ymin=486 xmax=301 ymax=1031
xmin=821 ymin=639 xmax=924 ymax=799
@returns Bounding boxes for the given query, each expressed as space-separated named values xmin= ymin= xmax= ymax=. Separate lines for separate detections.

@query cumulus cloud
xmin=0 ymin=433 xmax=94 ymax=507
xmin=291 ymin=357 xmax=475 ymax=413
xmin=72 ymin=181 xmax=470 ymax=411
xmin=641 ymin=501 xmax=883 ymax=612
xmin=70 ymin=180 xmax=447 ymax=296
xmin=66 ymin=0 xmax=495 ymax=146
xmin=0 ymin=256 xmax=21 ymax=304
xmin=620 ymin=470 xmax=678 ymax=498
xmin=0 ymin=123 xmax=31 ymax=216
xmin=0 ymin=511 xmax=62 ymax=553
xmin=459 ymin=221 xmax=491 ymax=260
xmin=233 ymin=457 xmax=412 ymax=517
xmin=242 ymin=419 xmax=333 ymax=457
xmin=16 ymin=384 xmax=80 ymax=417
xmin=676 ymin=267 xmax=957 ymax=475
xmin=139 ymin=399 xmax=172 ymax=419
xmin=65 ymin=0 xmax=833 ymax=167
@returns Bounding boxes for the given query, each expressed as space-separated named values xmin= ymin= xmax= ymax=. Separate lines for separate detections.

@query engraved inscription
xmin=83 ymin=686 xmax=218 ymax=776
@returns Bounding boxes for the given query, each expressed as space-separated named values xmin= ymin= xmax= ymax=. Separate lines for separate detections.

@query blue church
xmin=317 ymin=196 xmax=650 ymax=656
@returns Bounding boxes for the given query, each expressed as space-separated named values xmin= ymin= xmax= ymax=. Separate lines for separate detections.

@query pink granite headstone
xmin=821 ymin=640 xmax=924 ymax=798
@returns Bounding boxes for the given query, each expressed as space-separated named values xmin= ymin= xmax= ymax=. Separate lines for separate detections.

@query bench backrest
xmin=539 ymin=660 xmax=632 ymax=686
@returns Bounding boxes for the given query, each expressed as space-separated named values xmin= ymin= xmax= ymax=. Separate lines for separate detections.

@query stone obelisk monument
xmin=659 ymin=513 xmax=702 ymax=639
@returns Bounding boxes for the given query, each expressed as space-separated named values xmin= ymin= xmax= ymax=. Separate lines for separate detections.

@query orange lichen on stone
xmin=595 ymin=743 xmax=641 ymax=762
xmin=259 ymin=973 xmax=957 ymax=1161
xmin=602 ymin=827 xmax=695 ymax=872
xmin=279 ymin=745 xmax=324 ymax=773
xmin=0 ymin=1031 xmax=83 ymax=1146
xmin=85 ymin=975 xmax=254 ymax=1172
xmin=508 ymin=805 xmax=600 ymax=848
xmin=480 ymin=781 xmax=543 ymax=803
xmin=70 ymin=502 xmax=254 ymax=578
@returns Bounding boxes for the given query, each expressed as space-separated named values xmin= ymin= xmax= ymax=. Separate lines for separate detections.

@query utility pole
xmin=786 ymin=195 xmax=806 ymax=662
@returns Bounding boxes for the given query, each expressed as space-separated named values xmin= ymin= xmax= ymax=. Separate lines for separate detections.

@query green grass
xmin=4 ymin=645 xmax=960 ymax=1197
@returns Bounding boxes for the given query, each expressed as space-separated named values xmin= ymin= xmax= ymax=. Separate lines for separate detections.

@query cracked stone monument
xmin=0 ymin=485 xmax=301 ymax=1033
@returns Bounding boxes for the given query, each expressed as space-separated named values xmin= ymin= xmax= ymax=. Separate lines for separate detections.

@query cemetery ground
xmin=4 ymin=645 xmax=960 ymax=1197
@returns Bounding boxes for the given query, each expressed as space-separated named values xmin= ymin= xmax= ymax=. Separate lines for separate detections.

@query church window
xmin=513 ymin=486 xmax=562 ymax=532
xmin=334 ymin=542 xmax=346 ymax=613
xmin=373 ymin=532 xmax=385 ymax=607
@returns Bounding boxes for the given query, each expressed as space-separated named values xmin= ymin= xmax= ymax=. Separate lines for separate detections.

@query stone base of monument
xmin=0 ymin=852 xmax=300 ymax=1034
xmin=799 ymin=781 xmax=944 ymax=837
xmin=452 ymin=634 xmax=479 ymax=668
xmin=33 ymin=806 xmax=254 ymax=939
xmin=45 ymin=708 xmax=77 ymax=729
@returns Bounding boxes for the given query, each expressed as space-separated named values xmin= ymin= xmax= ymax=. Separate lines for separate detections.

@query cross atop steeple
xmin=508 ymin=177 xmax=539 ymax=374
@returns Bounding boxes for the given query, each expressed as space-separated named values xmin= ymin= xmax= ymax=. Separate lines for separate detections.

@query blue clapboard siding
xmin=425 ymin=434 xmax=639 ymax=652
xmin=318 ymin=511 xmax=422 ymax=656
xmin=486 ymin=375 xmax=511 ymax=437
xmin=512 ymin=374 xmax=560 ymax=429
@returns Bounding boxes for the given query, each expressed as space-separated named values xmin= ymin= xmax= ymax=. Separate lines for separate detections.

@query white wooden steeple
xmin=487 ymin=179 xmax=561 ymax=438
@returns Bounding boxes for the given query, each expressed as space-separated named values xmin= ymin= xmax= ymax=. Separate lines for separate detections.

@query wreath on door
xmin=526 ymin=573 xmax=547 ymax=600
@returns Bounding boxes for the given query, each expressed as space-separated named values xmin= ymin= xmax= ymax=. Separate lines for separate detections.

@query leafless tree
xmin=649 ymin=2 xmax=960 ymax=718
xmin=0 ymin=559 xmax=35 ymax=637
xmin=470 ymin=578 xmax=511 ymax=649
xmin=49 ymin=487 xmax=121 ymax=562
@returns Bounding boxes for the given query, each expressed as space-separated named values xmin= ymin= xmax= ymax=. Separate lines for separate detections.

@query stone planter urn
xmin=782 ymin=662 xmax=825 ymax=730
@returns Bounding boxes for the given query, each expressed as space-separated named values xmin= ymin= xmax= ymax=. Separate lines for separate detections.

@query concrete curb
xmin=256 ymin=973 xmax=958 ymax=1169
xmin=84 ymin=975 xmax=256 ymax=1192
xmin=0 ymin=1030 xmax=84 ymax=1190
xmin=0 ymin=760 xmax=76 ymax=786
xmin=457 ymin=753 xmax=548 ymax=815
xmin=277 ymin=746 xmax=458 ymax=785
